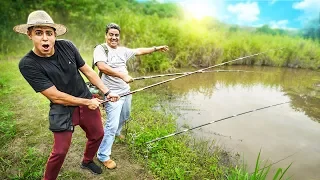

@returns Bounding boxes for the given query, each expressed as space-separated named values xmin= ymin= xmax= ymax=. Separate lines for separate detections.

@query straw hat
xmin=13 ymin=10 xmax=67 ymax=36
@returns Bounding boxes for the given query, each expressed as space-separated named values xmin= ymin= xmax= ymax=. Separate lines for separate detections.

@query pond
xmin=131 ymin=65 xmax=320 ymax=179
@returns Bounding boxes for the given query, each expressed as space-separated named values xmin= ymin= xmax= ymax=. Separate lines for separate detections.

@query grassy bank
xmin=1 ymin=1 xmax=320 ymax=72
xmin=0 ymin=57 xmax=291 ymax=179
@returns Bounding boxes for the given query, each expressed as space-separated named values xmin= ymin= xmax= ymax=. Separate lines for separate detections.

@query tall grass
xmin=226 ymin=151 xmax=292 ymax=180
xmin=2 ymin=2 xmax=320 ymax=71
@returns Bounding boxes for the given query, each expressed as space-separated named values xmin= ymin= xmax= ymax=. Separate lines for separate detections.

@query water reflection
xmin=131 ymin=66 xmax=320 ymax=179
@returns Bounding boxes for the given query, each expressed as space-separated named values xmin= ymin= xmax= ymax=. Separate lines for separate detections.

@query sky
xmin=159 ymin=0 xmax=320 ymax=29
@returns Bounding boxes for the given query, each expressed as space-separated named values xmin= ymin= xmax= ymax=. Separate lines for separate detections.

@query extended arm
xmin=40 ymin=86 xmax=102 ymax=110
xmin=135 ymin=45 xmax=169 ymax=56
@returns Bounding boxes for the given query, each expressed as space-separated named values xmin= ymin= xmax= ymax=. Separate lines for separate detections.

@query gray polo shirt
xmin=93 ymin=43 xmax=136 ymax=95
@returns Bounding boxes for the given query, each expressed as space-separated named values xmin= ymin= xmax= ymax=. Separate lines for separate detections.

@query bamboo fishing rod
xmin=102 ymin=48 xmax=282 ymax=104
xmin=132 ymin=70 xmax=258 ymax=80
xmin=145 ymin=101 xmax=290 ymax=144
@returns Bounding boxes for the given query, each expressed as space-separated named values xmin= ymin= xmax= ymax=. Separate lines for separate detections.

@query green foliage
xmin=255 ymin=25 xmax=288 ymax=36
xmin=2 ymin=0 xmax=319 ymax=71
xmin=0 ymin=73 xmax=16 ymax=145
xmin=226 ymin=150 xmax=292 ymax=180
xmin=127 ymin=91 xmax=228 ymax=179
xmin=5 ymin=148 xmax=46 ymax=180
xmin=301 ymin=17 xmax=320 ymax=41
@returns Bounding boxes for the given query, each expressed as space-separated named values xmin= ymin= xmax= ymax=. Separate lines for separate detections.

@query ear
xmin=27 ymin=31 xmax=32 ymax=40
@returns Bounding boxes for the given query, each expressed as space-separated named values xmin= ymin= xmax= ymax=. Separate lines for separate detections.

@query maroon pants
xmin=43 ymin=106 xmax=104 ymax=180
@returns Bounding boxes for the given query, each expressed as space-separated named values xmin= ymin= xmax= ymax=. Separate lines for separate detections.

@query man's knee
xmin=52 ymin=147 xmax=69 ymax=158
xmin=88 ymin=127 xmax=104 ymax=141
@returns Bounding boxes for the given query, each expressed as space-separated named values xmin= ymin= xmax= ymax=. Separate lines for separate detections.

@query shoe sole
xmin=80 ymin=164 xmax=101 ymax=175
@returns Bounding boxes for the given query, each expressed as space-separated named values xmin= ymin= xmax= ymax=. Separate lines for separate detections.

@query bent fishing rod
xmin=145 ymin=101 xmax=289 ymax=144
xmin=132 ymin=70 xmax=258 ymax=80
xmin=102 ymin=48 xmax=282 ymax=104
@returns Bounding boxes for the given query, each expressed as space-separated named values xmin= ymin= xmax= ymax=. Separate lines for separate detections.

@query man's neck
xmin=32 ymin=47 xmax=55 ymax=57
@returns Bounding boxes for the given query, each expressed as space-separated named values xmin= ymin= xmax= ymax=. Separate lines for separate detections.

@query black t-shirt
xmin=19 ymin=39 xmax=92 ymax=131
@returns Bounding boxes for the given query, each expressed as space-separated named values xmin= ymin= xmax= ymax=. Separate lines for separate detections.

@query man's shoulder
xmin=55 ymin=39 xmax=76 ymax=49
xmin=56 ymin=39 xmax=72 ymax=44
xmin=19 ymin=51 xmax=36 ymax=68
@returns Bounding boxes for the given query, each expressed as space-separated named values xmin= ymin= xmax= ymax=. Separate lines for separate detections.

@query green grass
xmin=0 ymin=73 xmax=16 ymax=145
xmin=0 ymin=58 xmax=292 ymax=179
xmin=226 ymin=150 xmax=292 ymax=180
xmin=0 ymin=59 xmax=49 ymax=179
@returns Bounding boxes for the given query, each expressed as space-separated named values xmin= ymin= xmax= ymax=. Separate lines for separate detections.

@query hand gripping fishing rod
xmin=145 ymin=101 xmax=290 ymax=144
xmin=102 ymin=48 xmax=282 ymax=104
xmin=132 ymin=70 xmax=258 ymax=80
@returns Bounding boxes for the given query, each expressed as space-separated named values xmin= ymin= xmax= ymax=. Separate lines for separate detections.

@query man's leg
xmin=43 ymin=131 xmax=72 ymax=180
xmin=97 ymin=97 xmax=125 ymax=166
xmin=72 ymin=105 xmax=103 ymax=175
xmin=78 ymin=106 xmax=104 ymax=163
xmin=116 ymin=94 xmax=132 ymax=136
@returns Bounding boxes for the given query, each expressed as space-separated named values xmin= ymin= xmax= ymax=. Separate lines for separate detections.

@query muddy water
xmin=133 ymin=66 xmax=320 ymax=179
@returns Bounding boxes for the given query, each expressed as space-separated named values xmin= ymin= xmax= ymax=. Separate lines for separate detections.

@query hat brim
xmin=13 ymin=23 xmax=67 ymax=36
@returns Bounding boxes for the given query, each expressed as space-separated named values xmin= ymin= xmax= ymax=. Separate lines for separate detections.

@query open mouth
xmin=42 ymin=44 xmax=49 ymax=50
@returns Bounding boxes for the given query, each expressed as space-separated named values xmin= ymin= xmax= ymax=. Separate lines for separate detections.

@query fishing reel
xmin=86 ymin=82 xmax=103 ymax=98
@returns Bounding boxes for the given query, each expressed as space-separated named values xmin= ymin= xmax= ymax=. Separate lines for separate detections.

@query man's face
xmin=28 ymin=26 xmax=56 ymax=57
xmin=105 ymin=28 xmax=120 ymax=48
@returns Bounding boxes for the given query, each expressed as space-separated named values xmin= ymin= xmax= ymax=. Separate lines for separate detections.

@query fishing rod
xmin=132 ymin=70 xmax=258 ymax=81
xmin=145 ymin=101 xmax=289 ymax=144
xmin=102 ymin=48 xmax=282 ymax=104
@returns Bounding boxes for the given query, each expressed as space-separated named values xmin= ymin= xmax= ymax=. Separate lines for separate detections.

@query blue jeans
xmin=97 ymin=94 xmax=132 ymax=162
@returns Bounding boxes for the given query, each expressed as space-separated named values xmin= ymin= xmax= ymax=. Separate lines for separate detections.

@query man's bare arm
xmin=135 ymin=45 xmax=169 ymax=56
xmin=41 ymin=86 xmax=93 ymax=106
xmin=96 ymin=62 xmax=133 ymax=83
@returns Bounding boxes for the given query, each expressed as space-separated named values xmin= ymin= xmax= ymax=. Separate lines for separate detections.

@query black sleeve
xmin=64 ymin=40 xmax=86 ymax=68
xmin=19 ymin=59 xmax=53 ymax=92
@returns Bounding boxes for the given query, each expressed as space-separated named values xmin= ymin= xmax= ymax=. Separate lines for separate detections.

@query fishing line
xmin=145 ymin=101 xmax=290 ymax=144
xmin=132 ymin=70 xmax=258 ymax=80
xmin=102 ymin=48 xmax=282 ymax=104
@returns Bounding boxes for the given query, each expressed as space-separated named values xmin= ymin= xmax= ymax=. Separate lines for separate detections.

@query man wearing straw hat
xmin=93 ymin=23 xmax=169 ymax=169
xmin=14 ymin=10 xmax=120 ymax=179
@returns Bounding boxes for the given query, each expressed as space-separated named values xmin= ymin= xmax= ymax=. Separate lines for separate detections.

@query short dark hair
xmin=106 ymin=23 xmax=121 ymax=33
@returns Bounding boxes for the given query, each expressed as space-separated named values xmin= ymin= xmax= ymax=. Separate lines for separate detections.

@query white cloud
xmin=269 ymin=20 xmax=289 ymax=29
xmin=227 ymin=2 xmax=260 ymax=23
xmin=293 ymin=0 xmax=320 ymax=15
xmin=254 ymin=20 xmax=297 ymax=30
xmin=293 ymin=0 xmax=320 ymax=24
xmin=269 ymin=0 xmax=277 ymax=5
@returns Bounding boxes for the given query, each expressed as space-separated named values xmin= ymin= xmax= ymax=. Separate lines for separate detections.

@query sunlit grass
xmin=226 ymin=150 xmax=292 ymax=180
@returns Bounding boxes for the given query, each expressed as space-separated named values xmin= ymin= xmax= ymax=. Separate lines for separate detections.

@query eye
xmin=35 ymin=31 xmax=43 ymax=36
xmin=46 ymin=31 xmax=53 ymax=36
xmin=115 ymin=34 xmax=119 ymax=37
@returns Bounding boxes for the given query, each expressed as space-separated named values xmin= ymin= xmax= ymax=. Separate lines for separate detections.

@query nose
xmin=42 ymin=33 xmax=48 ymax=41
